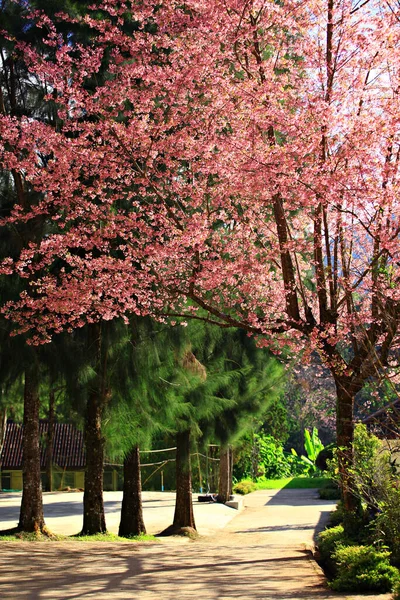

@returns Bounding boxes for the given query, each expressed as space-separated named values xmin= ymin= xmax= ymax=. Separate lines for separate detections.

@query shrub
xmin=319 ymin=487 xmax=341 ymax=500
xmin=330 ymin=545 xmax=400 ymax=593
xmin=233 ymin=480 xmax=257 ymax=495
xmin=326 ymin=425 xmax=400 ymax=558
xmin=327 ymin=502 xmax=345 ymax=528
xmin=233 ymin=433 xmax=294 ymax=480
xmin=374 ymin=486 xmax=400 ymax=567
xmin=319 ymin=480 xmax=341 ymax=500
xmin=317 ymin=525 xmax=347 ymax=563
xmin=393 ymin=579 xmax=400 ymax=600
xmin=256 ymin=434 xmax=292 ymax=479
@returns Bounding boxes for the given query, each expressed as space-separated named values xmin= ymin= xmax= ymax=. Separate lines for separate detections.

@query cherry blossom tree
xmin=1 ymin=0 xmax=400 ymax=514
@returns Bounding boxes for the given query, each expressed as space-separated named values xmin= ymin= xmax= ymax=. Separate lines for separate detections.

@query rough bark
xmin=81 ymin=323 xmax=108 ymax=535
xmin=229 ymin=447 xmax=233 ymax=497
xmin=172 ymin=429 xmax=196 ymax=530
xmin=217 ymin=446 xmax=231 ymax=503
xmin=82 ymin=387 xmax=106 ymax=534
xmin=119 ymin=445 xmax=146 ymax=537
xmin=0 ymin=404 xmax=7 ymax=491
xmin=45 ymin=388 xmax=55 ymax=492
xmin=334 ymin=377 xmax=360 ymax=514
xmin=19 ymin=362 xmax=46 ymax=532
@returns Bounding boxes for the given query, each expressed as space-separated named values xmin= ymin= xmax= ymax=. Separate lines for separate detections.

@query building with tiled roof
xmin=0 ymin=420 xmax=121 ymax=491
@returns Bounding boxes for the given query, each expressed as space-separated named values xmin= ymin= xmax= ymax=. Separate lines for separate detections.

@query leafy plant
xmin=327 ymin=504 xmax=346 ymax=528
xmin=291 ymin=427 xmax=324 ymax=475
xmin=374 ymin=485 xmax=400 ymax=566
xmin=393 ymin=579 xmax=400 ymax=600
xmin=327 ymin=424 xmax=400 ymax=559
xmin=317 ymin=525 xmax=350 ymax=564
xmin=232 ymin=480 xmax=257 ymax=495
xmin=330 ymin=545 xmax=400 ymax=593
xmin=256 ymin=434 xmax=292 ymax=479
xmin=318 ymin=480 xmax=341 ymax=500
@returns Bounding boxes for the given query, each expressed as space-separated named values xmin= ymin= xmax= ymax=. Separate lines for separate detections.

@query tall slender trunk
xmin=172 ymin=430 xmax=196 ymax=530
xmin=82 ymin=383 xmax=106 ymax=534
xmin=229 ymin=447 xmax=233 ymax=496
xmin=81 ymin=323 xmax=108 ymax=535
xmin=0 ymin=402 xmax=7 ymax=492
xmin=45 ymin=388 xmax=55 ymax=492
xmin=217 ymin=446 xmax=231 ymax=503
xmin=119 ymin=445 xmax=146 ymax=537
xmin=19 ymin=361 xmax=46 ymax=532
xmin=335 ymin=377 xmax=360 ymax=514
xmin=209 ymin=445 xmax=218 ymax=492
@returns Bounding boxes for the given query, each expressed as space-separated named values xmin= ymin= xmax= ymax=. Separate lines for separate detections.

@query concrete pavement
xmin=0 ymin=490 xmax=240 ymax=536
xmin=0 ymin=488 xmax=394 ymax=600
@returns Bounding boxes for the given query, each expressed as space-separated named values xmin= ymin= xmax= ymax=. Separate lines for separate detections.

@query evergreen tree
xmin=104 ymin=317 xmax=188 ymax=537
xmin=0 ymin=0 xmax=106 ymax=532
xmin=159 ymin=321 xmax=283 ymax=531
xmin=196 ymin=328 xmax=284 ymax=503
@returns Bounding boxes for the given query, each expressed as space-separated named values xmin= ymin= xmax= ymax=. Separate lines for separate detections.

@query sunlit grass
xmin=71 ymin=532 xmax=157 ymax=542
xmin=0 ymin=528 xmax=157 ymax=543
xmin=0 ymin=528 xmax=65 ymax=541
xmin=255 ymin=476 xmax=331 ymax=489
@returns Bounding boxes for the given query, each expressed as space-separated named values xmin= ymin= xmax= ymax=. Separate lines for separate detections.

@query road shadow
xmin=235 ymin=523 xmax=316 ymax=534
xmin=0 ymin=542 xmax=341 ymax=600
xmin=263 ymin=486 xmax=336 ymax=507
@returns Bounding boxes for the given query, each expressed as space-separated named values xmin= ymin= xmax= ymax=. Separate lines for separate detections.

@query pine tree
xmin=104 ymin=317 xmax=187 ymax=537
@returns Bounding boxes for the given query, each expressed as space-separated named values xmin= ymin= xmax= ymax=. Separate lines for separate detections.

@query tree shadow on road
xmin=0 ymin=542 xmax=341 ymax=600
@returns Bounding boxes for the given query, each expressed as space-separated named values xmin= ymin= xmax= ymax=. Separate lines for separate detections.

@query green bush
xmin=330 ymin=545 xmax=400 ymax=593
xmin=291 ymin=427 xmax=325 ymax=476
xmin=319 ymin=487 xmax=341 ymax=500
xmin=233 ymin=480 xmax=257 ymax=495
xmin=374 ymin=486 xmax=400 ymax=567
xmin=256 ymin=434 xmax=292 ymax=479
xmin=233 ymin=433 xmax=294 ymax=480
xmin=327 ymin=503 xmax=345 ymax=528
xmin=393 ymin=579 xmax=400 ymax=599
xmin=326 ymin=425 xmax=400 ymax=561
xmin=317 ymin=525 xmax=347 ymax=563
xmin=319 ymin=480 xmax=341 ymax=500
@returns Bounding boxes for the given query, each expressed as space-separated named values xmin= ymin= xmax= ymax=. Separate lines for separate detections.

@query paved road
xmin=0 ymin=490 xmax=237 ymax=536
xmin=0 ymin=489 xmax=393 ymax=600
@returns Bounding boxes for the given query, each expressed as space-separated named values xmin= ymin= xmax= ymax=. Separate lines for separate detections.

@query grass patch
xmin=0 ymin=528 xmax=156 ymax=543
xmin=255 ymin=477 xmax=330 ymax=489
xmin=70 ymin=532 xmax=157 ymax=543
xmin=0 ymin=528 xmax=65 ymax=542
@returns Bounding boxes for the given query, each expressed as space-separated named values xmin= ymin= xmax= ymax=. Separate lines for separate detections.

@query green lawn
xmin=255 ymin=477 xmax=331 ymax=490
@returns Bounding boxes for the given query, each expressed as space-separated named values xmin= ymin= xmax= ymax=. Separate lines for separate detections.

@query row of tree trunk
xmin=18 ymin=372 xmax=232 ymax=535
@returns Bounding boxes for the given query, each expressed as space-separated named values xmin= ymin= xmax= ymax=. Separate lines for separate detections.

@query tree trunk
xmin=0 ymin=404 xmax=7 ymax=492
xmin=81 ymin=324 xmax=108 ymax=535
xmin=82 ymin=385 xmax=106 ymax=534
xmin=334 ymin=377 xmax=360 ymax=514
xmin=217 ymin=446 xmax=231 ymax=503
xmin=119 ymin=445 xmax=146 ymax=537
xmin=45 ymin=388 xmax=55 ymax=492
xmin=229 ymin=446 xmax=233 ymax=496
xmin=19 ymin=362 xmax=46 ymax=532
xmin=209 ymin=445 xmax=218 ymax=492
xmin=172 ymin=429 xmax=196 ymax=530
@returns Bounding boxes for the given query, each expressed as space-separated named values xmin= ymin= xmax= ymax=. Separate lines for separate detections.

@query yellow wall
xmin=11 ymin=471 xmax=23 ymax=490
xmin=75 ymin=471 xmax=85 ymax=489
xmin=3 ymin=468 xmax=117 ymax=491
